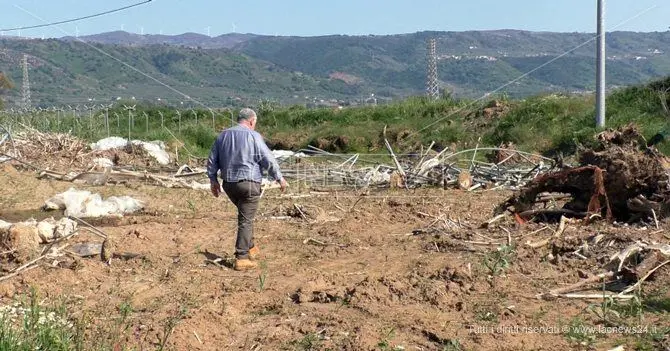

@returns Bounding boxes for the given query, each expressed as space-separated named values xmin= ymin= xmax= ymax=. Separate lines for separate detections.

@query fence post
xmin=144 ymin=112 xmax=148 ymax=134
xmin=105 ymin=108 xmax=110 ymax=137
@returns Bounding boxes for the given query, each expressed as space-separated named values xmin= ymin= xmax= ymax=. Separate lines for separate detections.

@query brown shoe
xmin=249 ymin=246 xmax=260 ymax=260
xmin=234 ymin=258 xmax=258 ymax=271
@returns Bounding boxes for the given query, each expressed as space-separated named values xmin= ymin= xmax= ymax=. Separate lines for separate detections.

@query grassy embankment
xmin=1 ymin=77 xmax=670 ymax=159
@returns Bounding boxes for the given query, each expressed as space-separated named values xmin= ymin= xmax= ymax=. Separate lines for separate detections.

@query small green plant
xmin=563 ymin=317 xmax=597 ymax=346
xmin=643 ymin=296 xmax=670 ymax=313
xmin=338 ymin=295 xmax=352 ymax=308
xmin=588 ymin=284 xmax=645 ymax=326
xmin=100 ymin=300 xmax=136 ymax=350
xmin=157 ymin=306 xmax=189 ymax=351
xmin=441 ymin=339 xmax=463 ymax=351
xmin=258 ymin=260 xmax=268 ymax=292
xmin=607 ymin=292 xmax=645 ymax=322
xmin=377 ymin=328 xmax=398 ymax=350
xmin=633 ymin=326 xmax=670 ymax=351
xmin=474 ymin=309 xmax=498 ymax=323
xmin=588 ymin=296 xmax=620 ymax=326
xmin=118 ymin=301 xmax=133 ymax=323
xmin=483 ymin=244 xmax=515 ymax=276
xmin=291 ymin=333 xmax=321 ymax=350
xmin=186 ymin=199 xmax=197 ymax=217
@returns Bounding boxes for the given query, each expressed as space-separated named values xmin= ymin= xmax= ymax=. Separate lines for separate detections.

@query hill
xmin=0 ymin=39 xmax=342 ymax=107
xmin=60 ymin=31 xmax=259 ymax=49
xmin=233 ymin=30 xmax=670 ymax=97
xmin=0 ymin=30 xmax=669 ymax=107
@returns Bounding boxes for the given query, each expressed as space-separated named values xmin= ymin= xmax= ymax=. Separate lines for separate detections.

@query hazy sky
xmin=0 ymin=0 xmax=668 ymax=38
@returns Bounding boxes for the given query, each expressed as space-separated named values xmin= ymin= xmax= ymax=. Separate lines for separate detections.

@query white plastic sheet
xmin=44 ymin=187 xmax=144 ymax=218
xmin=272 ymin=150 xmax=307 ymax=161
xmin=91 ymin=157 xmax=114 ymax=169
xmin=89 ymin=137 xmax=127 ymax=150
xmin=90 ymin=137 xmax=171 ymax=165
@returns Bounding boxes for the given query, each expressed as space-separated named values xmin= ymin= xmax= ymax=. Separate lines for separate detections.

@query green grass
xmin=290 ymin=333 xmax=321 ymax=350
xmin=0 ymin=289 xmax=80 ymax=351
xmin=3 ymin=76 xmax=670 ymax=160
xmin=482 ymin=244 xmax=516 ymax=277
xmin=0 ymin=288 xmax=193 ymax=351
xmin=557 ymin=284 xmax=670 ymax=350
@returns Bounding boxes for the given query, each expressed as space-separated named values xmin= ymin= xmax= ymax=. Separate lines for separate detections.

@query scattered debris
xmin=0 ymin=203 xmax=141 ymax=282
xmin=282 ymin=141 xmax=552 ymax=190
xmin=0 ymin=126 xmax=178 ymax=173
xmin=538 ymin=241 xmax=670 ymax=299
xmin=0 ymin=217 xmax=78 ymax=263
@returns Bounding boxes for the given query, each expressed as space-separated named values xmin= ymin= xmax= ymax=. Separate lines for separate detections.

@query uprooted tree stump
xmin=496 ymin=124 xmax=670 ymax=222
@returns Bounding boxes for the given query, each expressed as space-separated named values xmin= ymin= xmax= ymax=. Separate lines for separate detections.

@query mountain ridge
xmin=1 ymin=29 xmax=669 ymax=107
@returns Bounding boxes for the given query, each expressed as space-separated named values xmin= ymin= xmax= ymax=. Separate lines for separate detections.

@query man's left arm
xmin=255 ymin=134 xmax=287 ymax=191
xmin=256 ymin=134 xmax=283 ymax=182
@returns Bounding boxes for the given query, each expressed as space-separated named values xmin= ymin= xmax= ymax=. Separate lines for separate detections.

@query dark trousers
xmin=222 ymin=181 xmax=261 ymax=259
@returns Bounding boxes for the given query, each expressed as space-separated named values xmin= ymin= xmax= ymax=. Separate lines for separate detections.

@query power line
xmin=14 ymin=3 xmax=214 ymax=113
xmin=0 ymin=0 xmax=152 ymax=32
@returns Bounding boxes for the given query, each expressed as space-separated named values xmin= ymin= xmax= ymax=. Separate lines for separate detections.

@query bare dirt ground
xmin=1 ymin=164 xmax=670 ymax=351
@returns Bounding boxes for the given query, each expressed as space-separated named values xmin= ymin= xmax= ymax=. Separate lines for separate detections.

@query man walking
xmin=207 ymin=108 xmax=287 ymax=271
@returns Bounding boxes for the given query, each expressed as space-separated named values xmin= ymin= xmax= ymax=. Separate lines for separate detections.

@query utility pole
xmin=596 ymin=0 xmax=606 ymax=128
xmin=426 ymin=38 xmax=439 ymax=100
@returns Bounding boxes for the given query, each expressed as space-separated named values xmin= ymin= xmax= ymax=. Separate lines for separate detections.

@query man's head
xmin=237 ymin=108 xmax=257 ymax=130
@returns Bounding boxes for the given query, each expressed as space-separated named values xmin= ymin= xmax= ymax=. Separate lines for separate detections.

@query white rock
xmin=54 ymin=218 xmax=77 ymax=238
xmin=36 ymin=218 xmax=56 ymax=243
xmin=0 ymin=220 xmax=12 ymax=230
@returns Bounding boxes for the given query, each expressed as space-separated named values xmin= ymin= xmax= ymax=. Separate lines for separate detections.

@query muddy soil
xmin=1 ymin=165 xmax=669 ymax=350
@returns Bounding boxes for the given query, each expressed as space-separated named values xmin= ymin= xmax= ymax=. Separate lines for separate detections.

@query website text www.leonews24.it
xmin=469 ymin=324 xmax=657 ymax=335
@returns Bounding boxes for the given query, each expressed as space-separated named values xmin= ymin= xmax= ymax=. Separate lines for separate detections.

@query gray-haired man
xmin=207 ymin=108 xmax=287 ymax=271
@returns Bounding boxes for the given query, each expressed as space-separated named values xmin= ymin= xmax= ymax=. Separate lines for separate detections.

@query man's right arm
xmin=207 ymin=137 xmax=220 ymax=182
xmin=207 ymin=136 xmax=222 ymax=197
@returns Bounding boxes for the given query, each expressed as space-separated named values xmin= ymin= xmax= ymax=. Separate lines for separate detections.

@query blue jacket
xmin=207 ymin=125 xmax=283 ymax=183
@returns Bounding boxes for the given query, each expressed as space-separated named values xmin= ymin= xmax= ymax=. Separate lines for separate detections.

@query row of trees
xmin=0 ymin=72 xmax=13 ymax=109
